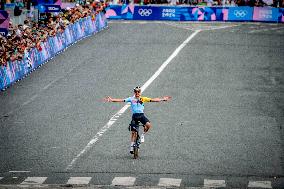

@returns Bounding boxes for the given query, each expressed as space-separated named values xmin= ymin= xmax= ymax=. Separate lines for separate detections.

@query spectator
xmin=23 ymin=20 xmax=30 ymax=30
xmin=236 ymin=0 xmax=246 ymax=6
xmin=273 ymin=0 xmax=283 ymax=7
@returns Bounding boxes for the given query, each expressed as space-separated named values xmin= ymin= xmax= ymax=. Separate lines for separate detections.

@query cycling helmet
xmin=133 ymin=86 xmax=141 ymax=92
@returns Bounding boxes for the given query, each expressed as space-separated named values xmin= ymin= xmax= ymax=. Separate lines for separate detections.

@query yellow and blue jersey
xmin=124 ymin=96 xmax=152 ymax=114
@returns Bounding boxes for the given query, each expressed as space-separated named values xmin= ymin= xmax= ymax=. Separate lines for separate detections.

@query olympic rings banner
xmin=228 ymin=7 xmax=253 ymax=21
xmin=105 ymin=5 xmax=284 ymax=23
xmin=0 ymin=13 xmax=107 ymax=90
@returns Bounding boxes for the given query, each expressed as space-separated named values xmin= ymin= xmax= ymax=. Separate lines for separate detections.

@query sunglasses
xmin=134 ymin=90 xmax=141 ymax=93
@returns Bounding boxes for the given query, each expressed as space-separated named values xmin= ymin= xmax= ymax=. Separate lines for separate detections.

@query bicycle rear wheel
xmin=133 ymin=146 xmax=138 ymax=159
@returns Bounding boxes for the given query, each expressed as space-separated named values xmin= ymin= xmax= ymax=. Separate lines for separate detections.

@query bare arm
xmin=150 ymin=96 xmax=172 ymax=102
xmin=104 ymin=96 xmax=125 ymax=102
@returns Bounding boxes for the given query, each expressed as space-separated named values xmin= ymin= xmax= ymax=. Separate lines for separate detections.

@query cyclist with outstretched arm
xmin=105 ymin=86 xmax=171 ymax=154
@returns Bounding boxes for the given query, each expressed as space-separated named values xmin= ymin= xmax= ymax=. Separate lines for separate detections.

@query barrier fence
xmin=0 ymin=12 xmax=107 ymax=91
xmin=105 ymin=4 xmax=284 ymax=22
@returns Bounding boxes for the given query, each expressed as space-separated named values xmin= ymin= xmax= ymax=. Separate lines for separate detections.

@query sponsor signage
xmin=0 ymin=28 xmax=8 ymax=36
xmin=228 ymin=7 xmax=253 ymax=21
xmin=38 ymin=4 xmax=61 ymax=12
xmin=253 ymin=7 xmax=278 ymax=22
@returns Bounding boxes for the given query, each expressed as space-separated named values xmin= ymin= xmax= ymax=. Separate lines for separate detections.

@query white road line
xmin=111 ymin=177 xmax=136 ymax=186
xmin=201 ymin=25 xmax=238 ymax=31
xmin=65 ymin=30 xmax=200 ymax=170
xmin=20 ymin=177 xmax=47 ymax=185
xmin=141 ymin=30 xmax=200 ymax=92
xmin=158 ymin=178 xmax=182 ymax=187
xmin=163 ymin=22 xmax=192 ymax=30
xmin=248 ymin=27 xmax=284 ymax=33
xmin=204 ymin=179 xmax=226 ymax=188
xmin=65 ymin=104 xmax=130 ymax=170
xmin=9 ymin=171 xmax=31 ymax=173
xmin=269 ymin=26 xmax=284 ymax=31
xmin=109 ymin=21 xmax=165 ymax=24
xmin=249 ymin=26 xmax=258 ymax=29
xmin=22 ymin=95 xmax=37 ymax=106
xmin=66 ymin=177 xmax=92 ymax=185
xmin=248 ymin=181 xmax=272 ymax=188
xmin=163 ymin=22 xmax=238 ymax=31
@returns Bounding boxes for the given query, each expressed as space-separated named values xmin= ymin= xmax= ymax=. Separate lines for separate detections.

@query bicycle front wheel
xmin=133 ymin=146 xmax=138 ymax=159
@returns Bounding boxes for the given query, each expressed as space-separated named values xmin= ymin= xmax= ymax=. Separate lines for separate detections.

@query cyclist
xmin=105 ymin=86 xmax=171 ymax=154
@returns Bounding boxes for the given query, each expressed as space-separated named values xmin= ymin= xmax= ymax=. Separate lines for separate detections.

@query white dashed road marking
xmin=20 ymin=177 xmax=47 ymax=185
xmin=66 ymin=177 xmax=92 ymax=185
xmin=111 ymin=177 xmax=136 ymax=186
xmin=0 ymin=176 xmax=276 ymax=188
xmin=248 ymin=181 xmax=272 ymax=188
xmin=158 ymin=178 xmax=182 ymax=187
xmin=204 ymin=179 xmax=226 ymax=188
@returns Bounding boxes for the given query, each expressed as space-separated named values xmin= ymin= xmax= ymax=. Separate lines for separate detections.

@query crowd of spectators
xmin=1 ymin=0 xmax=283 ymax=66
xmin=0 ymin=1 xmax=107 ymax=66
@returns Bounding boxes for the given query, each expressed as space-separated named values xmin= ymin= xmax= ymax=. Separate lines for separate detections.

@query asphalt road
xmin=0 ymin=21 xmax=284 ymax=188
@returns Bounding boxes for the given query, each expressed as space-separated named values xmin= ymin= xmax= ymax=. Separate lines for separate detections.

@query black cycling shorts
xmin=129 ymin=113 xmax=150 ymax=131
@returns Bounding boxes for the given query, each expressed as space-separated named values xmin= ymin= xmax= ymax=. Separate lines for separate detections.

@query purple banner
xmin=279 ymin=8 xmax=284 ymax=23
xmin=0 ymin=10 xmax=9 ymax=29
xmin=54 ymin=0 xmax=62 ymax=6
xmin=105 ymin=4 xmax=134 ymax=19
